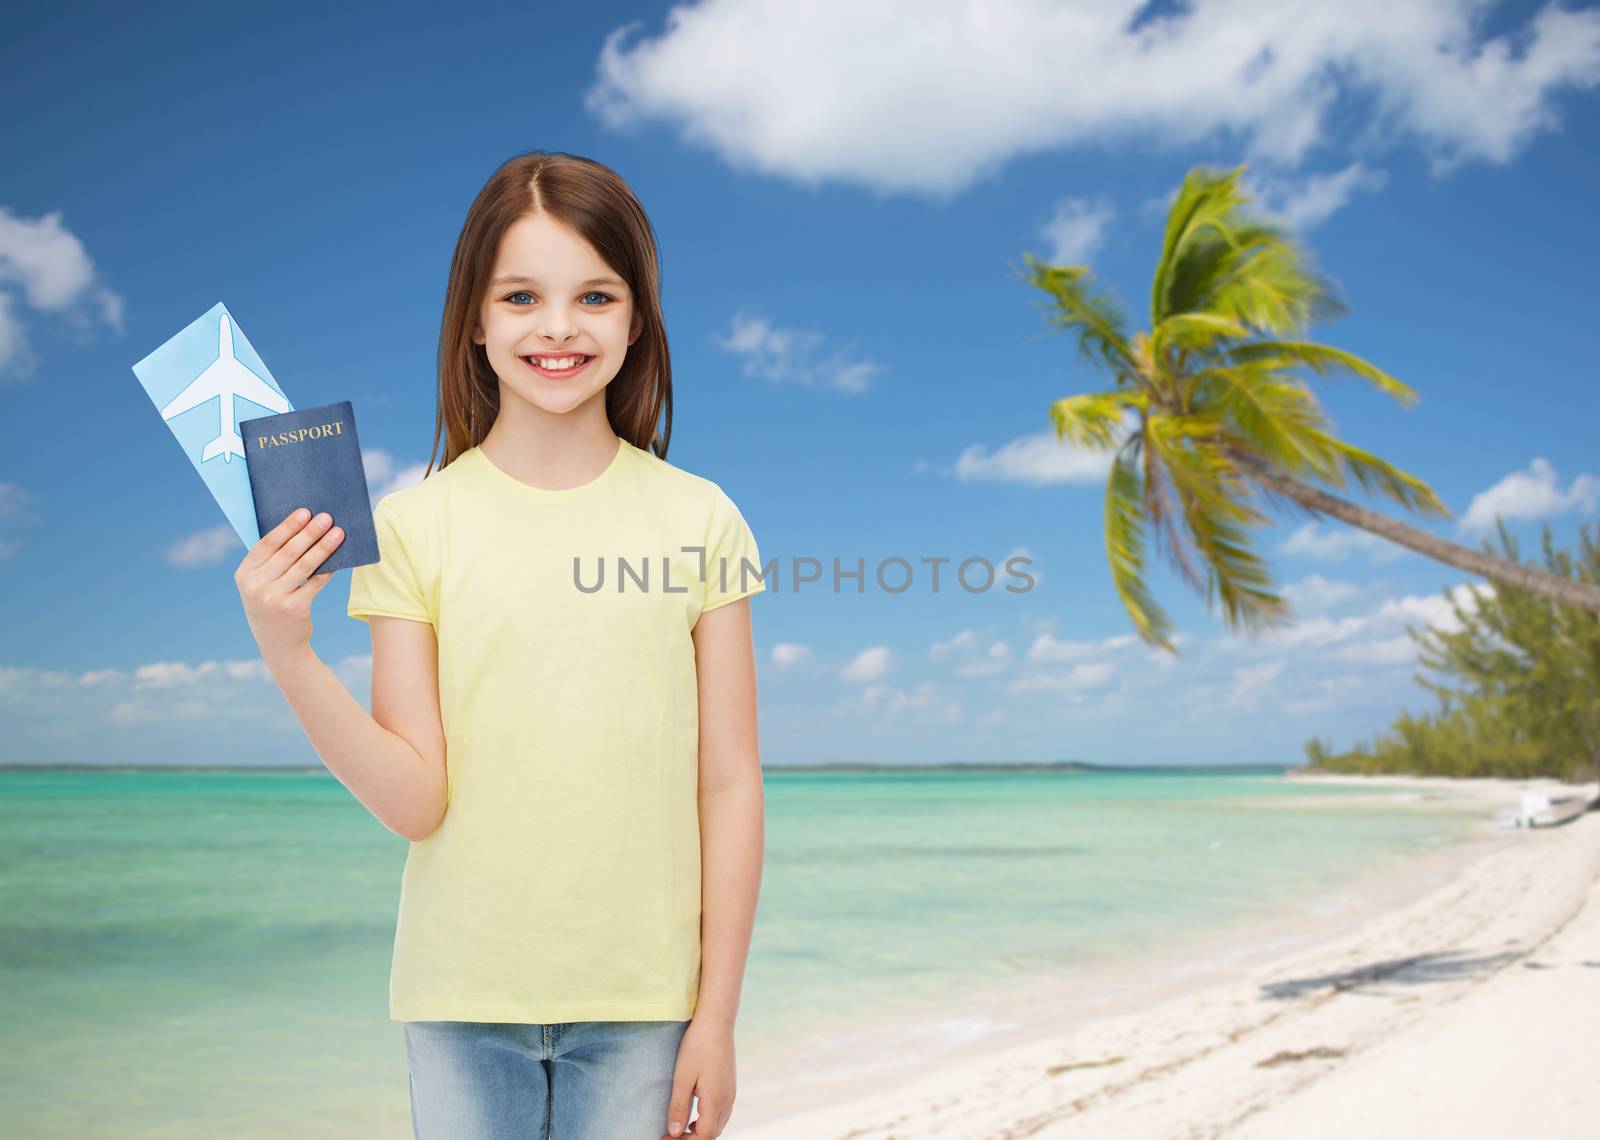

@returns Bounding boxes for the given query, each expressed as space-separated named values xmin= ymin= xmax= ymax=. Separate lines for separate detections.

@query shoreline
xmin=730 ymin=773 xmax=1600 ymax=1138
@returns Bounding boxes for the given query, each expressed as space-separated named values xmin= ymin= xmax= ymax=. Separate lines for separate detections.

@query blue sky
xmin=3 ymin=1 xmax=1598 ymax=767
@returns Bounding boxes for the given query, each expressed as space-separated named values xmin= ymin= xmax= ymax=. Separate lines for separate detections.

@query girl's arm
xmin=691 ymin=594 xmax=765 ymax=1025
xmin=268 ymin=618 xmax=447 ymax=841
xmin=669 ymin=594 xmax=765 ymax=1136
xmin=237 ymin=509 xmax=447 ymax=842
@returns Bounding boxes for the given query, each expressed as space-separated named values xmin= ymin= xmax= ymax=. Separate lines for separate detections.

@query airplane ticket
xmin=131 ymin=302 xmax=295 ymax=550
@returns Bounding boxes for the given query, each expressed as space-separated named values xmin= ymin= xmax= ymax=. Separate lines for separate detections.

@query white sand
xmin=728 ymin=774 xmax=1600 ymax=1139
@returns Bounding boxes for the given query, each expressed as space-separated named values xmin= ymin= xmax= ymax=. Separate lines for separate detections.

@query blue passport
xmin=239 ymin=401 xmax=380 ymax=575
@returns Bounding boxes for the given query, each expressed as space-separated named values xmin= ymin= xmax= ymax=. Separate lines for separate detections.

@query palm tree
xmin=1020 ymin=163 xmax=1600 ymax=655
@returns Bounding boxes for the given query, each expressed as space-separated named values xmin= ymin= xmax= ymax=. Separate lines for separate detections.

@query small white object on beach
xmin=1517 ymin=790 xmax=1588 ymax=828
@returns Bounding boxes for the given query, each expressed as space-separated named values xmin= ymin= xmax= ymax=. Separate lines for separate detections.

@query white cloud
xmin=1283 ymin=673 xmax=1369 ymax=714
xmin=1282 ymin=572 xmax=1364 ymax=614
xmin=0 ymin=665 xmax=75 ymax=692
xmin=164 ymin=523 xmax=241 ymax=569
xmin=930 ymin=629 xmax=1014 ymax=677
xmin=0 ymin=481 xmax=36 ymax=559
xmin=1328 ymin=634 xmax=1418 ymax=667
xmin=1256 ymin=613 xmax=1372 ymax=651
xmin=1459 ymin=457 xmax=1600 ymax=533
xmin=1278 ymin=521 xmax=1410 ymax=564
xmin=363 ymin=447 xmax=432 ymax=502
xmin=0 ymin=482 xmax=37 ymax=524
xmin=840 ymin=645 xmax=893 ymax=682
xmin=0 ymin=655 xmax=374 ymax=742
xmin=771 ymin=642 xmax=814 ymax=668
xmin=1025 ymin=629 xmax=1147 ymax=664
xmin=0 ymin=206 xmax=125 ymax=376
xmin=1042 ymin=196 xmax=1115 ymax=263
xmin=1004 ymin=545 xmax=1042 ymax=590
xmin=0 ymin=293 xmax=24 ymax=377
xmin=586 ymin=0 xmax=1600 ymax=196
xmin=1374 ymin=583 xmax=1486 ymax=634
xmin=1242 ymin=160 xmax=1390 ymax=229
xmin=1224 ymin=659 xmax=1287 ymax=709
xmin=1008 ymin=661 xmax=1115 ymax=698
xmin=712 ymin=311 xmax=882 ymax=394
xmin=1218 ymin=580 xmax=1486 ymax=667
xmin=862 ymin=679 xmax=963 ymax=721
xmin=1027 ymin=631 xmax=1102 ymax=663
xmin=946 ymin=430 xmax=1118 ymax=485
xmin=930 ymin=628 xmax=979 ymax=659
xmin=131 ymin=659 xmax=272 ymax=688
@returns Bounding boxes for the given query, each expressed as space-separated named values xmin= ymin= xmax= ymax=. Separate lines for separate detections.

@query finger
xmin=240 ymin=507 xmax=313 ymax=572
xmin=300 ymin=569 xmax=337 ymax=597
xmin=248 ymin=512 xmax=325 ymax=589
xmin=666 ymin=1077 xmax=695 ymax=1136
xmin=287 ymin=525 xmax=344 ymax=587
xmin=684 ymin=1104 xmax=723 ymax=1137
xmin=263 ymin=513 xmax=335 ymax=588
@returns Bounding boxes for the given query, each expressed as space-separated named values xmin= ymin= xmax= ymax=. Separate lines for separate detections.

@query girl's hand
xmin=235 ymin=507 xmax=345 ymax=666
xmin=665 ymin=1018 xmax=735 ymax=1138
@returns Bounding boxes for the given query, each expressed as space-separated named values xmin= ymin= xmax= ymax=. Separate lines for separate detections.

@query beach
xmin=731 ymin=774 xmax=1600 ymax=1139
xmin=2 ymin=767 xmax=1592 ymax=1138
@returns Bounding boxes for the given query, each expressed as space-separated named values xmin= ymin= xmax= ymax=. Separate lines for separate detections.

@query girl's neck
xmin=479 ymin=411 xmax=621 ymax=493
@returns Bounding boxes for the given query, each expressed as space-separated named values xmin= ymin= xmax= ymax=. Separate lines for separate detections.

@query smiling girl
xmin=235 ymin=151 xmax=767 ymax=1139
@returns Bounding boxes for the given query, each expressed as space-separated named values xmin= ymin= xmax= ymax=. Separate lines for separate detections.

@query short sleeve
xmin=700 ymin=488 xmax=767 ymax=616
xmin=347 ymin=497 xmax=433 ymax=625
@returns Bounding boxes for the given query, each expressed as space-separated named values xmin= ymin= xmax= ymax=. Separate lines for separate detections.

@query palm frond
xmin=1152 ymin=164 xmax=1346 ymax=337
xmin=1163 ymin=222 xmax=1281 ymax=326
xmin=1179 ymin=490 xmax=1293 ymax=634
xmin=1151 ymin=311 xmax=1251 ymax=361
xmin=1018 ymin=252 xmax=1137 ymax=379
xmin=1050 ymin=389 xmax=1142 ymax=450
xmin=1106 ymin=439 xmax=1177 ymax=652
xmin=1142 ymin=414 xmax=1272 ymax=613
xmin=1192 ymin=364 xmax=1341 ymax=484
xmin=1151 ymin=164 xmax=1249 ymax=324
xmin=1143 ymin=416 xmax=1290 ymax=632
xmin=1226 ymin=339 xmax=1419 ymax=407
xmin=1144 ymin=415 xmax=1266 ymax=525
xmin=1299 ymin=427 xmax=1452 ymax=518
xmin=1141 ymin=420 xmax=1205 ymax=594
xmin=1204 ymin=237 xmax=1346 ymax=337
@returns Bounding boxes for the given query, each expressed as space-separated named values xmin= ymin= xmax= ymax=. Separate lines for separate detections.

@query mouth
xmin=521 ymin=353 xmax=595 ymax=380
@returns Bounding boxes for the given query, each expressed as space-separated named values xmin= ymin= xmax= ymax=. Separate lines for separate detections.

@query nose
xmin=534 ymin=305 xmax=582 ymax=347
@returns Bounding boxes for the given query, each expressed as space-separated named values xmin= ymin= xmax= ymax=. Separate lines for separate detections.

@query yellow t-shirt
xmin=346 ymin=434 xmax=766 ymax=1023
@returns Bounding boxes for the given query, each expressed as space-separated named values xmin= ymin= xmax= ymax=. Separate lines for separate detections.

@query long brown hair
xmin=425 ymin=150 xmax=673 ymax=476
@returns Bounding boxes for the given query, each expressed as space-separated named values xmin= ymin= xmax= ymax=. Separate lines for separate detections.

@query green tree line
xmin=1302 ymin=521 xmax=1600 ymax=797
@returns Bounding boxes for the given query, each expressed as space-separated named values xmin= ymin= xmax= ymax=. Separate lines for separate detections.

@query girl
xmin=235 ymin=151 xmax=767 ymax=1140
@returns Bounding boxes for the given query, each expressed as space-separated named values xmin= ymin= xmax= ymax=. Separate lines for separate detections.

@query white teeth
xmin=528 ymin=355 xmax=588 ymax=370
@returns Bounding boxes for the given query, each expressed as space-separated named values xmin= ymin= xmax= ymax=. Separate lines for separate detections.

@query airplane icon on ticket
xmin=159 ymin=312 xmax=291 ymax=463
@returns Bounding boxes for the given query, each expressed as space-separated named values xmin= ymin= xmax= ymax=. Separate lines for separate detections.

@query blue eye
xmin=502 ymin=291 xmax=616 ymax=306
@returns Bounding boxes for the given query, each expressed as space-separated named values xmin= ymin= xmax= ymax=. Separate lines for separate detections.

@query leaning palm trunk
xmin=1230 ymin=450 xmax=1600 ymax=613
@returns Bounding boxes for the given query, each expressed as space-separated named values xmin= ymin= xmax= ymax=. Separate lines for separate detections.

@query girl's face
xmin=472 ymin=211 xmax=641 ymax=418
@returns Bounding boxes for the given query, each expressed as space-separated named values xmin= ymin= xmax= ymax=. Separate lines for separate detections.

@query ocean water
xmin=0 ymin=767 xmax=1491 ymax=1138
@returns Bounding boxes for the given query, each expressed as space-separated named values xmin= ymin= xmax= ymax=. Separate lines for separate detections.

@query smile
xmin=521 ymin=354 xmax=594 ymax=380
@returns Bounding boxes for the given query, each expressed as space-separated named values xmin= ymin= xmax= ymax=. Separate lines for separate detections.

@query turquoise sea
xmin=0 ymin=767 xmax=1496 ymax=1138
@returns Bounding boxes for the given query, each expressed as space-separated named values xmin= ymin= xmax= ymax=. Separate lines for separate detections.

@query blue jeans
xmin=404 ymin=1019 xmax=693 ymax=1140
